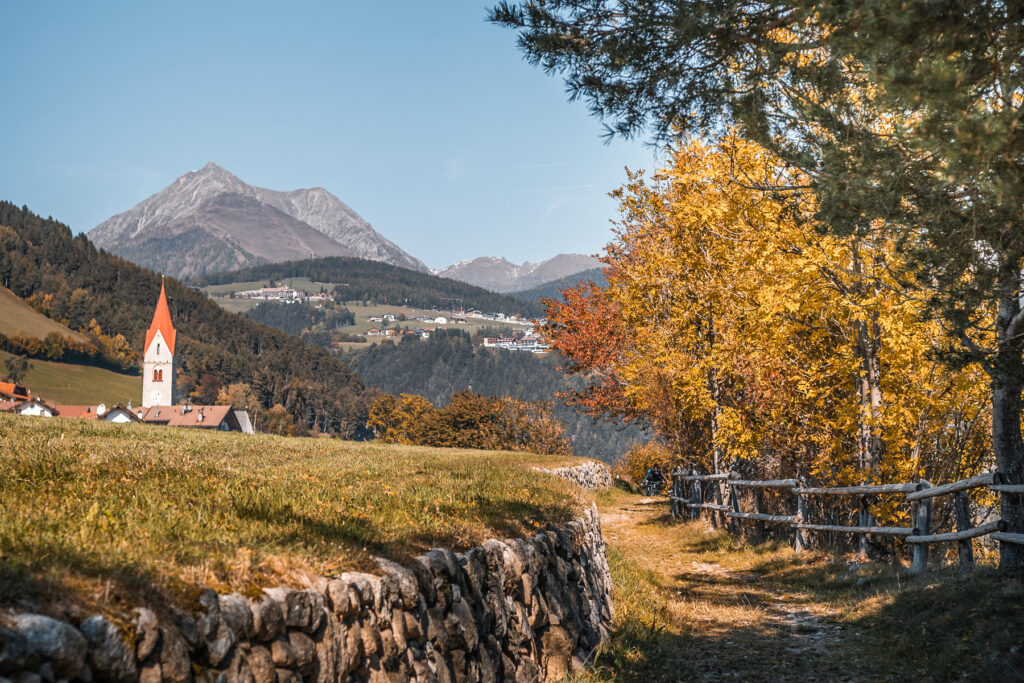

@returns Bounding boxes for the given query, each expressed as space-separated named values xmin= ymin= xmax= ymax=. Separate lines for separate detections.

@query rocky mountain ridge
xmin=434 ymin=253 xmax=602 ymax=293
xmin=89 ymin=163 xmax=427 ymax=279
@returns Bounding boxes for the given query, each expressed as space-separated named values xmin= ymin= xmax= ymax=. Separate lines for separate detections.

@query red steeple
xmin=145 ymin=279 xmax=176 ymax=355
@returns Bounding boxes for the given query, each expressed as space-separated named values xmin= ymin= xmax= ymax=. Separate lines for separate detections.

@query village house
xmin=234 ymin=286 xmax=304 ymax=301
xmin=135 ymin=404 xmax=250 ymax=432
xmin=1 ymin=396 xmax=58 ymax=417
xmin=0 ymin=382 xmax=31 ymax=401
xmin=55 ymin=403 xmax=142 ymax=423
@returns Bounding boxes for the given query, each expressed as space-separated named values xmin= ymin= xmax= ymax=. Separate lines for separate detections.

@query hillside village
xmin=0 ymin=281 xmax=253 ymax=433
xmin=212 ymin=280 xmax=551 ymax=352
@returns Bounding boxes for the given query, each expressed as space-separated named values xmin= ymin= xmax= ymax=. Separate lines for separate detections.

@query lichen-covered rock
xmin=325 ymin=579 xmax=352 ymax=616
xmin=533 ymin=462 xmax=613 ymax=490
xmin=0 ymin=627 xmax=38 ymax=675
xmin=158 ymin=626 xmax=191 ymax=683
xmin=11 ymin=614 xmax=86 ymax=680
xmin=375 ymin=559 xmax=419 ymax=611
xmin=268 ymin=637 xmax=294 ymax=668
xmin=133 ymin=608 xmax=161 ymax=662
xmin=79 ymin=616 xmax=137 ymax=683
xmin=246 ymin=645 xmax=275 ymax=683
xmin=219 ymin=594 xmax=255 ymax=640
xmin=250 ymin=596 xmax=285 ymax=642
xmin=286 ymin=631 xmax=316 ymax=678
xmin=197 ymin=590 xmax=236 ymax=668
xmin=263 ymin=588 xmax=322 ymax=633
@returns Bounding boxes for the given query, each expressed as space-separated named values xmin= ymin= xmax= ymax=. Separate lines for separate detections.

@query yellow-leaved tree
xmin=549 ymin=133 xmax=992 ymax=529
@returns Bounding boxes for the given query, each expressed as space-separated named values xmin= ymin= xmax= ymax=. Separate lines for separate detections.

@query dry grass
xmin=584 ymin=487 xmax=1024 ymax=682
xmin=0 ymin=415 xmax=585 ymax=622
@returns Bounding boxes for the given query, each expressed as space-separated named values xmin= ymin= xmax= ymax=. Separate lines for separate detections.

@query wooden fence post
xmin=670 ymin=469 xmax=684 ymax=519
xmin=857 ymin=495 xmax=871 ymax=559
xmin=954 ymin=490 xmax=974 ymax=572
xmin=753 ymin=488 xmax=765 ymax=541
xmin=713 ymin=472 xmax=725 ymax=528
xmin=728 ymin=472 xmax=741 ymax=534
xmin=911 ymin=479 xmax=933 ymax=573
xmin=795 ymin=478 xmax=808 ymax=554
xmin=689 ymin=469 xmax=702 ymax=521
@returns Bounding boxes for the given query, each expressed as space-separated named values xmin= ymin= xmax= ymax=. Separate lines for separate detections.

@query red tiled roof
xmin=0 ymin=382 xmax=30 ymax=401
xmin=138 ymin=404 xmax=233 ymax=428
xmin=145 ymin=280 xmax=176 ymax=355
xmin=53 ymin=404 xmax=143 ymax=422
xmin=54 ymin=405 xmax=100 ymax=420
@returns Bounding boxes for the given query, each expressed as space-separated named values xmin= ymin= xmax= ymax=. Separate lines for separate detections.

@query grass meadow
xmin=0 ymin=415 xmax=585 ymax=621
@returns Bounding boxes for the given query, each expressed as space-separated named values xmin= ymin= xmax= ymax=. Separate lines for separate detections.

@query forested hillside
xmin=244 ymin=300 xmax=354 ymax=337
xmin=0 ymin=202 xmax=370 ymax=436
xmin=191 ymin=257 xmax=546 ymax=317
xmin=348 ymin=329 xmax=648 ymax=462
xmin=512 ymin=267 xmax=606 ymax=302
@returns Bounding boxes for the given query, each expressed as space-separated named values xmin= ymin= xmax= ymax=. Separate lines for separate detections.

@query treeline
xmin=0 ymin=202 xmax=370 ymax=436
xmin=190 ymin=257 xmax=546 ymax=318
xmin=511 ymin=267 xmax=606 ymax=303
xmin=0 ymin=322 xmax=137 ymax=374
xmin=347 ymin=329 xmax=648 ymax=462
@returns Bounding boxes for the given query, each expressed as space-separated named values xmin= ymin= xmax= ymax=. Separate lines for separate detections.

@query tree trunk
xmin=992 ymin=367 xmax=1024 ymax=569
xmin=851 ymin=248 xmax=885 ymax=557
xmin=992 ymin=262 xmax=1024 ymax=570
xmin=707 ymin=307 xmax=726 ymax=527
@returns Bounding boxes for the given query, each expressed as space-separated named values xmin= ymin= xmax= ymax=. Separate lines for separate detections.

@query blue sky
xmin=0 ymin=1 xmax=658 ymax=269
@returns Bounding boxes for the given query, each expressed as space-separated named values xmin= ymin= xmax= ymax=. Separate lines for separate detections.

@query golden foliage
xmin=555 ymin=133 xmax=992 ymax=521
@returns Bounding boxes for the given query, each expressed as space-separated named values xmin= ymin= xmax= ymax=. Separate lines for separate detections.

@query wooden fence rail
xmin=668 ymin=468 xmax=1015 ymax=572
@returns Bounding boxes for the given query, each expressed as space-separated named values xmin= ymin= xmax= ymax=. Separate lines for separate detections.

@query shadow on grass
xmin=234 ymin=495 xmax=575 ymax=564
xmin=0 ymin=544 xmax=190 ymax=618
xmin=472 ymin=498 xmax=576 ymax=539
xmin=233 ymin=498 xmax=388 ymax=555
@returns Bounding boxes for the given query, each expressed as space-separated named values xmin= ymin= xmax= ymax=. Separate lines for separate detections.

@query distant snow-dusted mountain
xmin=434 ymin=254 xmax=602 ymax=293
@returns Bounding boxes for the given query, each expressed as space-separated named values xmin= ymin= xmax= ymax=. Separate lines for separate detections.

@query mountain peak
xmin=88 ymin=164 xmax=428 ymax=278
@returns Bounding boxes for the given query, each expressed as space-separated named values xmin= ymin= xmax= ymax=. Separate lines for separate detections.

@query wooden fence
xmin=668 ymin=468 xmax=1024 ymax=572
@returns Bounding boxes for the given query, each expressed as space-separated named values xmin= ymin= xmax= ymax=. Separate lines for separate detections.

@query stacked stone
xmin=536 ymin=462 xmax=613 ymax=491
xmin=0 ymin=505 xmax=612 ymax=683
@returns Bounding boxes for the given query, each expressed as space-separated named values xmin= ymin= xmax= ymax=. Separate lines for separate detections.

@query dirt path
xmin=596 ymin=492 xmax=853 ymax=681
xmin=588 ymin=489 xmax=1024 ymax=681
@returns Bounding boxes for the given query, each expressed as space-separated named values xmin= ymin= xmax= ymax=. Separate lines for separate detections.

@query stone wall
xmin=535 ymin=462 xmax=613 ymax=491
xmin=0 ymin=505 xmax=613 ymax=683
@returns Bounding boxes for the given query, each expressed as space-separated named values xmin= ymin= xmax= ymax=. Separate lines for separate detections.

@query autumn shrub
xmin=614 ymin=441 xmax=678 ymax=486
xmin=368 ymin=390 xmax=572 ymax=456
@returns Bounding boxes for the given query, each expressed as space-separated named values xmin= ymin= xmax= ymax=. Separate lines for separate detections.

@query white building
xmin=142 ymin=280 xmax=177 ymax=408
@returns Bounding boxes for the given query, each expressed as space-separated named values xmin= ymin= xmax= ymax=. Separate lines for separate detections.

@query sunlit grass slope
xmin=0 ymin=285 xmax=91 ymax=344
xmin=0 ymin=349 xmax=140 ymax=405
xmin=0 ymin=415 xmax=584 ymax=618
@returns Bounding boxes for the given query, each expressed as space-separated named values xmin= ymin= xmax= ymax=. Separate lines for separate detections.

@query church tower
xmin=142 ymin=279 xmax=177 ymax=408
